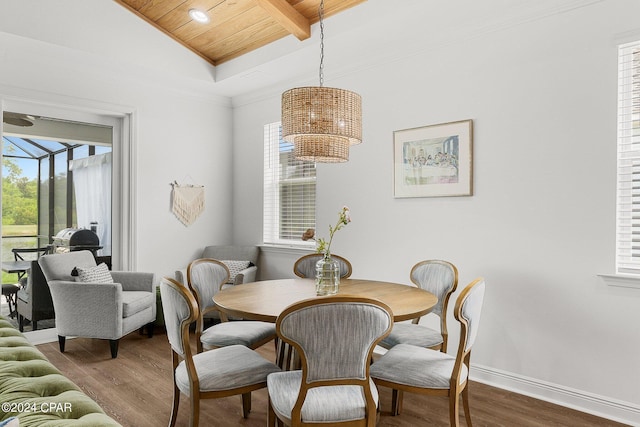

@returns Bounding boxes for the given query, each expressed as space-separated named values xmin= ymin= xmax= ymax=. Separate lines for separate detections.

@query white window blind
xmin=617 ymin=40 xmax=640 ymax=274
xmin=263 ymin=122 xmax=316 ymax=247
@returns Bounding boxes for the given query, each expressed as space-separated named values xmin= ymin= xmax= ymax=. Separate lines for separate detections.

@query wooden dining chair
xmin=293 ymin=253 xmax=353 ymax=279
xmin=379 ymin=259 xmax=458 ymax=352
xmin=186 ymin=258 xmax=276 ymax=352
xmin=267 ymin=296 xmax=393 ymax=427
xmin=159 ymin=277 xmax=281 ymax=427
xmin=370 ymin=278 xmax=486 ymax=426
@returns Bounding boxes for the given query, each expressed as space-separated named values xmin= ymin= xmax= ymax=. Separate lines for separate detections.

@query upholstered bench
xmin=0 ymin=317 xmax=121 ymax=426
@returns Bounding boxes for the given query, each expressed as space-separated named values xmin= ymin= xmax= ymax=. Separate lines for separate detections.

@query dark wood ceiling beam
xmin=253 ymin=0 xmax=310 ymax=40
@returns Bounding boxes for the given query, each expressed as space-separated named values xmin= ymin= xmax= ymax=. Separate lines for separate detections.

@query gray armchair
xmin=38 ymin=250 xmax=156 ymax=358
xmin=175 ymin=245 xmax=260 ymax=285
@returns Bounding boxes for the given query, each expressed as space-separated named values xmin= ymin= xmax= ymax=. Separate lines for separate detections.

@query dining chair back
xmin=186 ymin=258 xmax=229 ymax=319
xmin=160 ymin=277 xmax=281 ymax=427
xmin=293 ymin=253 xmax=353 ymax=279
xmin=12 ymin=246 xmax=51 ymax=261
xmin=267 ymin=296 xmax=393 ymax=427
xmin=380 ymin=259 xmax=458 ymax=352
xmin=12 ymin=246 xmax=51 ymax=280
xmin=186 ymin=258 xmax=276 ymax=352
xmin=370 ymin=278 xmax=486 ymax=425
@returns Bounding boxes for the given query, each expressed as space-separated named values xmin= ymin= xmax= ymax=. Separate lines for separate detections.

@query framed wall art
xmin=393 ymin=119 xmax=473 ymax=198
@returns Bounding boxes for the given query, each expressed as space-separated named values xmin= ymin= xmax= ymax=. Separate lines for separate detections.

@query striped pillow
xmin=74 ymin=263 xmax=114 ymax=283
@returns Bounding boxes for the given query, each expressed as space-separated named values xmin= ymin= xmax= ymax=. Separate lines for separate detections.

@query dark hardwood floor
xmin=36 ymin=328 xmax=627 ymax=427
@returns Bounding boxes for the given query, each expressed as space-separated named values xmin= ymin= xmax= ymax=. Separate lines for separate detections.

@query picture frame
xmin=393 ymin=119 xmax=473 ymax=198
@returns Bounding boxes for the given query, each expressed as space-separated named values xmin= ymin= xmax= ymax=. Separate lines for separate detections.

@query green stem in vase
xmin=316 ymin=206 xmax=351 ymax=257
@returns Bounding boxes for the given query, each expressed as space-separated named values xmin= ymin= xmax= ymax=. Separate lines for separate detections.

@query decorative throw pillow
xmin=221 ymin=260 xmax=251 ymax=284
xmin=74 ymin=263 xmax=114 ymax=283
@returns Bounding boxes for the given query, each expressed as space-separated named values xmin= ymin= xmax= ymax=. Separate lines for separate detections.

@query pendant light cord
xmin=318 ymin=0 xmax=325 ymax=87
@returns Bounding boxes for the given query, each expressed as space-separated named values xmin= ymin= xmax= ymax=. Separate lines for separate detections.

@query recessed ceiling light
xmin=189 ymin=9 xmax=210 ymax=24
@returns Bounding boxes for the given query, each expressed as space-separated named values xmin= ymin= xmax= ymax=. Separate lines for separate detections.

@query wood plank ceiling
xmin=113 ymin=0 xmax=367 ymax=66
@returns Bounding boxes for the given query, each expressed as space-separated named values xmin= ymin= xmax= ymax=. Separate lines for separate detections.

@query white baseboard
xmin=471 ymin=364 xmax=639 ymax=426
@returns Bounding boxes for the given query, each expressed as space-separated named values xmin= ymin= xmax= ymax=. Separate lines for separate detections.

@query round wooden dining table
xmin=212 ymin=277 xmax=438 ymax=323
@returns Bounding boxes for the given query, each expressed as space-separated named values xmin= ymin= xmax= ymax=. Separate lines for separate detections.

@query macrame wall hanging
xmin=170 ymin=181 xmax=205 ymax=226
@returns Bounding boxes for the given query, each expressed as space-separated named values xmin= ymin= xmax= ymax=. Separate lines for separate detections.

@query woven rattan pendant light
xmin=281 ymin=0 xmax=362 ymax=163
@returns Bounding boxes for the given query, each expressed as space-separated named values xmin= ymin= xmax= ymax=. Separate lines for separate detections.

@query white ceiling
xmin=0 ymin=0 xmax=602 ymax=100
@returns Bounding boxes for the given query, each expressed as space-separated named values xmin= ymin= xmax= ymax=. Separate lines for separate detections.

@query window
xmin=617 ymin=40 xmax=640 ymax=274
xmin=2 ymin=132 xmax=112 ymax=263
xmin=2 ymin=99 xmax=133 ymax=271
xmin=263 ymin=122 xmax=316 ymax=247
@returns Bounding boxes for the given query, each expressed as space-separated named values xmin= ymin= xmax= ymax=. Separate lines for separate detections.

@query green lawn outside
xmin=2 ymin=224 xmax=39 ymax=283
xmin=2 ymin=272 xmax=19 ymax=284
xmin=2 ymin=224 xmax=38 ymax=236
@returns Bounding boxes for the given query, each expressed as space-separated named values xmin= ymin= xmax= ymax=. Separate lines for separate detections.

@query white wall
xmin=232 ymin=1 xmax=640 ymax=423
xmin=2 ymin=0 xmax=639 ymax=423
xmin=0 ymin=29 xmax=234 ymax=280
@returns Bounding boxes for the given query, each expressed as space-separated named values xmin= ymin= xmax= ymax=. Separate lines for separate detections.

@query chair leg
xmin=267 ymin=397 xmax=277 ymax=427
xmin=58 ymin=335 xmax=66 ymax=353
xmin=241 ymin=392 xmax=251 ymax=418
xmin=109 ymin=339 xmax=119 ymax=358
xmin=190 ymin=392 xmax=200 ymax=427
xmin=391 ymin=389 xmax=403 ymax=416
xmin=462 ymin=387 xmax=472 ymax=427
xmin=18 ymin=315 xmax=24 ymax=332
xmin=449 ymin=392 xmax=461 ymax=427
xmin=366 ymin=405 xmax=377 ymax=427
xmin=5 ymin=293 xmax=15 ymax=317
xmin=32 ymin=320 xmax=38 ymax=331
xmin=169 ymin=384 xmax=180 ymax=427
xmin=147 ymin=322 xmax=154 ymax=338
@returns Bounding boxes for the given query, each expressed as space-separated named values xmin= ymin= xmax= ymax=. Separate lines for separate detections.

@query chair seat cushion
xmin=267 ymin=370 xmax=378 ymax=423
xmin=122 ymin=291 xmax=154 ymax=318
xmin=370 ymin=343 xmax=468 ymax=389
xmin=200 ymin=321 xmax=275 ymax=348
xmin=380 ymin=323 xmax=443 ymax=349
xmin=1 ymin=284 xmax=19 ymax=295
xmin=175 ymin=345 xmax=280 ymax=394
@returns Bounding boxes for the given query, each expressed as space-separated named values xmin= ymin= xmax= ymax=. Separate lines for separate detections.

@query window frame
xmin=616 ymin=40 xmax=640 ymax=275
xmin=263 ymin=122 xmax=316 ymax=249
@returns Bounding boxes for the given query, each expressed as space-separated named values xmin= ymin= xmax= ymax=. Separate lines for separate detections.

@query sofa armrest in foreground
xmin=0 ymin=316 xmax=121 ymax=426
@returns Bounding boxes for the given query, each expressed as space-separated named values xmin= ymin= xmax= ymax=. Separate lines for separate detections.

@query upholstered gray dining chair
xmin=293 ymin=253 xmax=353 ymax=279
xmin=267 ymin=296 xmax=393 ymax=427
xmin=379 ymin=259 xmax=458 ymax=352
xmin=38 ymin=250 xmax=156 ymax=358
xmin=160 ymin=277 xmax=280 ymax=427
xmin=370 ymin=278 xmax=486 ymax=425
xmin=186 ymin=258 xmax=276 ymax=352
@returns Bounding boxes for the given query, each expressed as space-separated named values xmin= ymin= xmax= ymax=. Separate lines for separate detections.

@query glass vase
xmin=315 ymin=255 xmax=340 ymax=296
